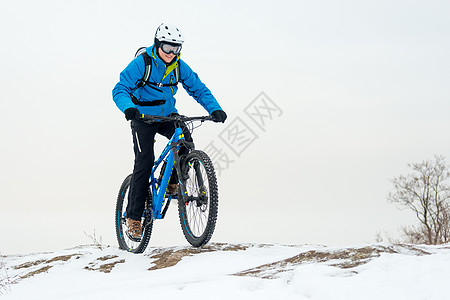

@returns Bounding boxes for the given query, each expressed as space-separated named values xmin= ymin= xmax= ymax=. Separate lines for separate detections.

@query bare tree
xmin=388 ymin=155 xmax=450 ymax=244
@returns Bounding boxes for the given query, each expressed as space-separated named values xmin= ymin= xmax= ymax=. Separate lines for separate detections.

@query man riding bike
xmin=112 ymin=23 xmax=227 ymax=239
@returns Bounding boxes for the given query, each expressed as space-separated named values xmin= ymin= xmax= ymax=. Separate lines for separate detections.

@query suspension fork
xmin=193 ymin=161 xmax=206 ymax=193
xmin=170 ymin=123 xmax=198 ymax=201
xmin=176 ymin=158 xmax=207 ymax=206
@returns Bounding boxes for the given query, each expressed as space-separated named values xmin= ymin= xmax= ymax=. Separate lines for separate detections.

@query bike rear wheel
xmin=178 ymin=150 xmax=218 ymax=247
xmin=115 ymin=174 xmax=153 ymax=253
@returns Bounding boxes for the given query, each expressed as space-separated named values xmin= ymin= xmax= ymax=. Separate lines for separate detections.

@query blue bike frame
xmin=149 ymin=127 xmax=184 ymax=219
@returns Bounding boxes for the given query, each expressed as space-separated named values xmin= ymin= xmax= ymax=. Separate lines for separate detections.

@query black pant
xmin=126 ymin=119 xmax=193 ymax=221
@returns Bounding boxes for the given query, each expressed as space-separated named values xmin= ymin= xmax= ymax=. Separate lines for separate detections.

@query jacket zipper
xmin=161 ymin=64 xmax=166 ymax=115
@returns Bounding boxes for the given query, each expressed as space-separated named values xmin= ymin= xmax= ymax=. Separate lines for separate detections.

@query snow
xmin=1 ymin=243 xmax=449 ymax=299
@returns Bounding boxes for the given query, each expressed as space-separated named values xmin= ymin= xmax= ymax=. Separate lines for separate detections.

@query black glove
xmin=124 ymin=107 xmax=139 ymax=121
xmin=211 ymin=110 xmax=227 ymax=123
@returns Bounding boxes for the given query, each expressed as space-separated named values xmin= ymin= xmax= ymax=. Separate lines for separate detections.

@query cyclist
xmin=112 ymin=23 xmax=227 ymax=239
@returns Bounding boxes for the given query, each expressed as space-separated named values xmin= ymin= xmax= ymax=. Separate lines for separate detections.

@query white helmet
xmin=155 ymin=23 xmax=185 ymax=45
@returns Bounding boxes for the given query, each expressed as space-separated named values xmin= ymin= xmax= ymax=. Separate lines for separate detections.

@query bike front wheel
xmin=115 ymin=174 xmax=153 ymax=253
xmin=178 ymin=150 xmax=219 ymax=247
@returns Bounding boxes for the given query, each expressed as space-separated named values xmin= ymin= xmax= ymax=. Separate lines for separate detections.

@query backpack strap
xmin=135 ymin=51 xmax=152 ymax=88
xmin=134 ymin=48 xmax=181 ymax=90
xmin=146 ymin=82 xmax=178 ymax=87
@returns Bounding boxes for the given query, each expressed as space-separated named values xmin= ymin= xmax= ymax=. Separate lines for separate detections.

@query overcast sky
xmin=1 ymin=0 xmax=450 ymax=254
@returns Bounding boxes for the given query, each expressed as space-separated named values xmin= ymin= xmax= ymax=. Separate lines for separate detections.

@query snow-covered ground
xmin=1 ymin=242 xmax=449 ymax=299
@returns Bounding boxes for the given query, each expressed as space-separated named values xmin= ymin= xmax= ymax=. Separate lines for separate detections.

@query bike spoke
xmin=116 ymin=180 xmax=151 ymax=252
xmin=177 ymin=150 xmax=218 ymax=247
xmin=183 ymin=158 xmax=211 ymax=237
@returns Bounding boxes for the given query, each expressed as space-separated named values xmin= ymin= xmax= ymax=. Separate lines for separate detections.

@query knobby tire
xmin=115 ymin=174 xmax=153 ymax=253
xmin=178 ymin=150 xmax=219 ymax=247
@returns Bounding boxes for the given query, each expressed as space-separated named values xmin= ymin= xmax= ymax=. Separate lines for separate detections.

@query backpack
xmin=134 ymin=47 xmax=180 ymax=89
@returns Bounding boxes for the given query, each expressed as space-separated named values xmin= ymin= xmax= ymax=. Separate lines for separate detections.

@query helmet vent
xmin=155 ymin=23 xmax=184 ymax=44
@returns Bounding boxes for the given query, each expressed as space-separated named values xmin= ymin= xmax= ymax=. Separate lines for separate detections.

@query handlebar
xmin=137 ymin=114 xmax=214 ymax=123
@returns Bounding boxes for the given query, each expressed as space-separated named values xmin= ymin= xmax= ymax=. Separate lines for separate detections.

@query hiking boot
xmin=167 ymin=183 xmax=179 ymax=195
xmin=126 ymin=218 xmax=142 ymax=239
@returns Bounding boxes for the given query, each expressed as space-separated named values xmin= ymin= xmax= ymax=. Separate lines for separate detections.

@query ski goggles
xmin=160 ymin=43 xmax=182 ymax=55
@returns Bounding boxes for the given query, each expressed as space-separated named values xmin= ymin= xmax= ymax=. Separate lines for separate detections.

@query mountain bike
xmin=115 ymin=114 xmax=219 ymax=253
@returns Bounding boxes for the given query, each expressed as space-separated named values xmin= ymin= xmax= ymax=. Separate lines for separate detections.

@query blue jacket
xmin=112 ymin=45 xmax=222 ymax=116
